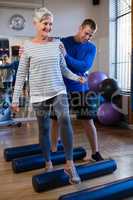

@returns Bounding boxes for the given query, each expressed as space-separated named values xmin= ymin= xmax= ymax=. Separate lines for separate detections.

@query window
xmin=109 ymin=0 xmax=131 ymax=93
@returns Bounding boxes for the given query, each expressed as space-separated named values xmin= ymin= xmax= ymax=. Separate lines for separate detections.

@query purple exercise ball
xmin=88 ymin=71 xmax=108 ymax=92
xmin=97 ymin=102 xmax=121 ymax=125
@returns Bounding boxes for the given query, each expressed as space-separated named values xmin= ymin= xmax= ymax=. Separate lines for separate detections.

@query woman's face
xmin=35 ymin=16 xmax=53 ymax=37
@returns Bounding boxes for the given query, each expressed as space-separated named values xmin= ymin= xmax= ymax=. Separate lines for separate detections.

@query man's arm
xmin=65 ymin=44 xmax=96 ymax=73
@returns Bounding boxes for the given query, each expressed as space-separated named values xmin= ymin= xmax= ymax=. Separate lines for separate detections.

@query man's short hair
xmin=81 ymin=19 xmax=97 ymax=30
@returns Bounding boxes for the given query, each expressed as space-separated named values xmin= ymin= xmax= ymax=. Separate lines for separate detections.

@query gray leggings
xmin=32 ymin=94 xmax=73 ymax=161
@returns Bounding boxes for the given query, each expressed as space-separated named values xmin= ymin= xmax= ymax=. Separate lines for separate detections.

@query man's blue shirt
xmin=61 ymin=36 xmax=96 ymax=92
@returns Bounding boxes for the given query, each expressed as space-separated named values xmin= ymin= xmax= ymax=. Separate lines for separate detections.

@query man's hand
xmin=11 ymin=103 xmax=20 ymax=113
xmin=59 ymin=43 xmax=67 ymax=57
xmin=79 ymin=76 xmax=87 ymax=84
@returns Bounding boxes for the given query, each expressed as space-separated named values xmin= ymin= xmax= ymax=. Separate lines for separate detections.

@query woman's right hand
xmin=11 ymin=103 xmax=20 ymax=113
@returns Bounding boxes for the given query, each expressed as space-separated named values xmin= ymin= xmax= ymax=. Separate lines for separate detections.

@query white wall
xmin=89 ymin=0 xmax=110 ymax=74
xmin=0 ymin=0 xmax=110 ymax=74
xmin=0 ymin=7 xmax=35 ymax=37
xmin=45 ymin=0 xmax=91 ymax=37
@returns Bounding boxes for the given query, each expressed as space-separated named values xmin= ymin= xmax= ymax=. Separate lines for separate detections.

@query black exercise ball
xmin=98 ymin=78 xmax=119 ymax=102
xmin=112 ymin=94 xmax=122 ymax=109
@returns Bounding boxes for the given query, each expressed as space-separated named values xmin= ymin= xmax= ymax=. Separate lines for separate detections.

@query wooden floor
xmin=0 ymin=119 xmax=133 ymax=200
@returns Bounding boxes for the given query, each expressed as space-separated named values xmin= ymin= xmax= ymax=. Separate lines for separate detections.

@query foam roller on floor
xmin=4 ymin=142 xmax=64 ymax=161
xmin=12 ymin=147 xmax=86 ymax=173
xmin=59 ymin=176 xmax=133 ymax=200
xmin=32 ymin=159 xmax=117 ymax=192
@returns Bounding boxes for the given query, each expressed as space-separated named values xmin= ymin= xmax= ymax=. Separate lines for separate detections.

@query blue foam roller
xmin=12 ymin=147 xmax=86 ymax=173
xmin=4 ymin=143 xmax=64 ymax=161
xmin=59 ymin=176 xmax=133 ymax=200
xmin=32 ymin=159 xmax=117 ymax=192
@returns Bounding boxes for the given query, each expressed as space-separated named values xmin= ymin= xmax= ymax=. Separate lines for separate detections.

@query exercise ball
xmin=97 ymin=102 xmax=121 ymax=125
xmin=112 ymin=94 xmax=122 ymax=109
xmin=98 ymin=78 xmax=119 ymax=102
xmin=88 ymin=71 xmax=108 ymax=92
xmin=97 ymin=94 xmax=106 ymax=106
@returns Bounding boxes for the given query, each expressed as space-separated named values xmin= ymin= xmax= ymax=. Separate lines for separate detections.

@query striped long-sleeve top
xmin=12 ymin=40 xmax=81 ymax=104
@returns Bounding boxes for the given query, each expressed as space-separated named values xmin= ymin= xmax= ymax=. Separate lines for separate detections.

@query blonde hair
xmin=33 ymin=7 xmax=53 ymax=22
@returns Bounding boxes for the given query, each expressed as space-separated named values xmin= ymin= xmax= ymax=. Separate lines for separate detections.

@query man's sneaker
xmin=91 ymin=152 xmax=104 ymax=162
xmin=64 ymin=165 xmax=81 ymax=184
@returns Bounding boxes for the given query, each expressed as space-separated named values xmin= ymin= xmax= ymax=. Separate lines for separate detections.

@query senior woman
xmin=12 ymin=7 xmax=85 ymax=184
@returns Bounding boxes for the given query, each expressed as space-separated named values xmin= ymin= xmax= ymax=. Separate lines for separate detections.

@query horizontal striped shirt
xmin=12 ymin=40 xmax=80 ymax=104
